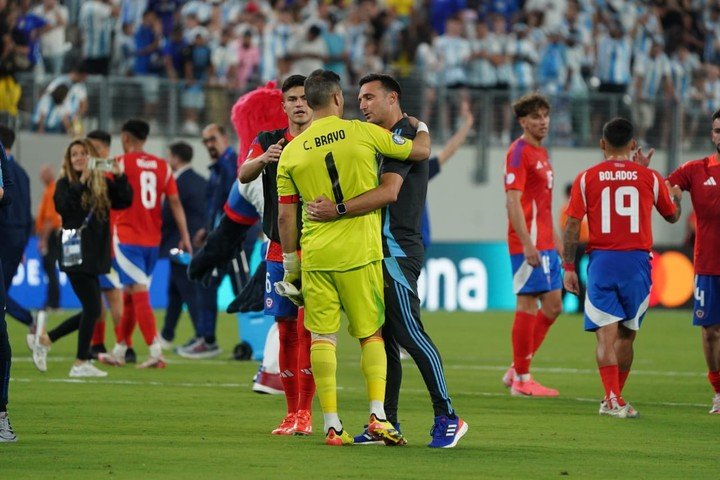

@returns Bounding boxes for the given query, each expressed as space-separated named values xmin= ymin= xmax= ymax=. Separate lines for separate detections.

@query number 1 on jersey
xmin=601 ymin=186 xmax=639 ymax=234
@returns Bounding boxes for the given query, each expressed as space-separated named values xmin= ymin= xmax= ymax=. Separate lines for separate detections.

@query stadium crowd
xmin=1 ymin=0 xmax=720 ymax=141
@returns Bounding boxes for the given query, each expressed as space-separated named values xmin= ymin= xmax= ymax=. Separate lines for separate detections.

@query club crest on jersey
xmin=505 ymin=173 xmax=516 ymax=184
xmin=392 ymin=134 xmax=406 ymax=145
xmin=266 ymin=297 xmax=273 ymax=309
xmin=696 ymin=309 xmax=705 ymax=319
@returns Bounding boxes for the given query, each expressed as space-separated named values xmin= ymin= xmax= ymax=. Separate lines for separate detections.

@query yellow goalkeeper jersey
xmin=277 ymin=115 xmax=413 ymax=271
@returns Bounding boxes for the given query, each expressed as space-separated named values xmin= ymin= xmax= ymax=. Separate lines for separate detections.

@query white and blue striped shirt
xmin=633 ymin=52 xmax=671 ymax=100
xmin=596 ymin=34 xmax=632 ymax=85
xmin=467 ymin=35 xmax=497 ymax=88
xmin=119 ymin=0 xmax=147 ymax=30
xmin=508 ymin=37 xmax=537 ymax=90
xmin=79 ymin=1 xmax=113 ymax=59
xmin=432 ymin=35 xmax=471 ymax=86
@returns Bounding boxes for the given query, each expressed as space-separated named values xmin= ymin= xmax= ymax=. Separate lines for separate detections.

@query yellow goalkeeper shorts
xmin=303 ymin=260 xmax=385 ymax=339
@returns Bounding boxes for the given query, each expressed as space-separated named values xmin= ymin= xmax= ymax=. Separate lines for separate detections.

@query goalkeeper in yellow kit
xmin=276 ymin=69 xmax=430 ymax=446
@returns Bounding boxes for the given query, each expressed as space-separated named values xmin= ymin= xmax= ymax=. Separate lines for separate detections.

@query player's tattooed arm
xmin=562 ymin=216 xmax=582 ymax=295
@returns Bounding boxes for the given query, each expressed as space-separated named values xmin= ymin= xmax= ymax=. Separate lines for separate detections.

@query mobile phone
xmin=89 ymin=157 xmax=115 ymax=172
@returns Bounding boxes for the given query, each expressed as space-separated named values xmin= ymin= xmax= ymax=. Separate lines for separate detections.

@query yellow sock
xmin=360 ymin=337 xmax=387 ymax=410
xmin=310 ymin=341 xmax=338 ymax=416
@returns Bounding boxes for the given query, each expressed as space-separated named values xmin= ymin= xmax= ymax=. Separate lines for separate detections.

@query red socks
xmin=132 ymin=291 xmax=157 ymax=345
xmin=599 ymin=365 xmax=624 ymax=405
xmin=277 ymin=319 xmax=299 ymax=414
xmin=619 ymin=370 xmax=630 ymax=393
xmin=512 ymin=311 xmax=535 ymax=375
xmin=118 ymin=292 xmax=135 ymax=346
xmin=92 ymin=319 xmax=106 ymax=346
xmin=708 ymin=371 xmax=720 ymax=394
xmin=533 ymin=311 xmax=555 ymax=355
xmin=296 ymin=308 xmax=315 ymax=412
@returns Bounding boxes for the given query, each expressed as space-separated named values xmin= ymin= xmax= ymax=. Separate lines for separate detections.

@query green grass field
xmin=1 ymin=309 xmax=717 ymax=479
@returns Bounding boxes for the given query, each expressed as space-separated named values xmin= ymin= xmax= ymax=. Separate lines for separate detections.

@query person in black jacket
xmin=32 ymin=138 xmax=133 ymax=378
xmin=0 ymin=138 xmax=17 ymax=442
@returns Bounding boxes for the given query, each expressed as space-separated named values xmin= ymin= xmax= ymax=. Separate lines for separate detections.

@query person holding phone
xmin=31 ymin=138 xmax=132 ymax=377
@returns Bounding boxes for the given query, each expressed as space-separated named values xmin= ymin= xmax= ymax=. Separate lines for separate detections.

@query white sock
xmin=323 ymin=413 xmax=342 ymax=433
xmin=149 ymin=340 xmax=162 ymax=359
xmin=370 ymin=401 xmax=386 ymax=420
xmin=514 ymin=373 xmax=531 ymax=382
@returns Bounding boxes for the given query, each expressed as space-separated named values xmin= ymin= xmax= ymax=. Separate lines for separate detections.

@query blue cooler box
xmin=237 ymin=311 xmax=275 ymax=361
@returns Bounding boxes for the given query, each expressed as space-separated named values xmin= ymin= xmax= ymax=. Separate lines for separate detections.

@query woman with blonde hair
xmin=32 ymin=138 xmax=132 ymax=377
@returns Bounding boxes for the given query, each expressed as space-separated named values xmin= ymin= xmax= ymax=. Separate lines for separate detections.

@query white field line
xmin=8 ymin=376 xmax=710 ymax=409
xmin=12 ymin=356 xmax=707 ymax=378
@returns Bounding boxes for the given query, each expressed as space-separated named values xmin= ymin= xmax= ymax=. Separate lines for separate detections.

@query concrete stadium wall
xmin=13 ymin=132 xmax=700 ymax=245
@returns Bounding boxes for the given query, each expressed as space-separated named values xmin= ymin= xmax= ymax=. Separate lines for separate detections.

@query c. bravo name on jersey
xmin=303 ymin=129 xmax=346 ymax=150
xmin=599 ymin=170 xmax=638 ymax=181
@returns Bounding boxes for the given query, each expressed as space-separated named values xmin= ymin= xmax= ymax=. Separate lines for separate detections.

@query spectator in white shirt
xmin=34 ymin=0 xmax=68 ymax=76
xmin=288 ymin=24 xmax=328 ymax=78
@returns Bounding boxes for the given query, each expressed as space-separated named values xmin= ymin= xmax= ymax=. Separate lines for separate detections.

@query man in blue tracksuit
xmin=0 ymin=126 xmax=33 ymax=330
xmin=0 ymin=134 xmax=17 ymax=442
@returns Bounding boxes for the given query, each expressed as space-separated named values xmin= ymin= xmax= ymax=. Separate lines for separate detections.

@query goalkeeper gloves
xmin=274 ymin=281 xmax=304 ymax=307
xmin=282 ymin=251 xmax=301 ymax=286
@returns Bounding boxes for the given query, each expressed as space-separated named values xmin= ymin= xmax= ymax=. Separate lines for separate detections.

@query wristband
xmin=416 ymin=121 xmax=429 ymax=134
xmin=562 ymin=262 xmax=576 ymax=272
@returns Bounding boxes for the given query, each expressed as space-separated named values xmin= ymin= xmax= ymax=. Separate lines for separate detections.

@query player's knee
xmin=703 ymin=325 xmax=720 ymax=342
xmin=544 ymin=302 xmax=562 ymax=320
xmin=311 ymin=333 xmax=337 ymax=346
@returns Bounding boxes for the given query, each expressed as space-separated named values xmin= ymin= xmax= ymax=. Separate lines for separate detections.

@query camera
xmin=89 ymin=157 xmax=116 ymax=172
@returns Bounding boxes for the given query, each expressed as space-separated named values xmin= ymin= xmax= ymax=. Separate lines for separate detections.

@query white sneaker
xmin=502 ymin=365 xmax=516 ymax=388
xmin=175 ymin=337 xmax=203 ymax=355
xmin=27 ymin=310 xmax=47 ymax=352
xmin=111 ymin=342 xmax=128 ymax=359
xmin=25 ymin=334 xmax=34 ymax=353
xmin=97 ymin=352 xmax=125 ymax=367
xmin=710 ymin=394 xmax=720 ymax=414
xmin=32 ymin=340 xmax=50 ymax=373
xmin=137 ymin=356 xmax=167 ymax=369
xmin=0 ymin=413 xmax=17 ymax=442
xmin=158 ymin=335 xmax=173 ymax=351
xmin=149 ymin=339 xmax=163 ymax=359
xmin=601 ymin=398 xmax=639 ymax=418
xmin=69 ymin=361 xmax=108 ymax=378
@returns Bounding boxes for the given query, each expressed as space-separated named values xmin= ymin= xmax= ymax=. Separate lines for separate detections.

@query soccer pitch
xmin=2 ymin=309 xmax=716 ymax=479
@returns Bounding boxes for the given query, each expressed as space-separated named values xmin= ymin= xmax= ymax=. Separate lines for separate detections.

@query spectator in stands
xmin=289 ymin=24 xmax=328 ymax=78
xmin=0 ymin=0 xmax=22 ymax=118
xmin=39 ymin=62 xmax=88 ymax=135
xmin=352 ymin=39 xmax=383 ymax=81
xmin=118 ymin=0 xmax=147 ymax=31
xmin=260 ymin=7 xmax=295 ymax=83
xmin=33 ymin=0 xmax=68 ymax=76
xmin=632 ymin=39 xmax=673 ymax=147
xmin=36 ymin=164 xmax=61 ymax=310
xmin=79 ymin=0 xmax=118 ymax=75
xmin=32 ymin=83 xmax=70 ymax=133
xmin=11 ymin=0 xmax=49 ymax=73
xmin=134 ymin=10 xmax=162 ymax=117
xmin=429 ymin=0 xmax=467 ymax=35
xmin=149 ymin=0 xmax=182 ymax=37
xmin=162 ymin=24 xmax=186 ymax=81
xmin=433 ymin=16 xmax=470 ymax=134
xmin=468 ymin=20 xmax=497 ymax=92
xmin=181 ymin=28 xmax=213 ymax=135
xmin=596 ymin=21 xmax=632 ymax=95
xmin=323 ymin=14 xmax=349 ymax=87
xmin=232 ymin=29 xmax=259 ymax=90
xmin=537 ymin=27 xmax=568 ymax=96
xmin=114 ymin=22 xmax=135 ymax=77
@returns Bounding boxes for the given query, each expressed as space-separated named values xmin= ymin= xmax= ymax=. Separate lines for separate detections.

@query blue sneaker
xmin=353 ymin=422 xmax=402 ymax=445
xmin=428 ymin=416 xmax=468 ymax=448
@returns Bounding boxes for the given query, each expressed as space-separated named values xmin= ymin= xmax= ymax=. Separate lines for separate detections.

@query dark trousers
xmin=48 ymin=273 xmax=101 ymax=360
xmin=42 ymin=230 xmax=60 ymax=309
xmin=1 ymin=229 xmax=33 ymax=326
xmin=196 ymin=282 xmax=218 ymax=343
xmin=383 ymin=256 xmax=454 ymax=423
xmin=0 ymin=261 xmax=11 ymax=411
xmin=162 ymin=262 xmax=199 ymax=342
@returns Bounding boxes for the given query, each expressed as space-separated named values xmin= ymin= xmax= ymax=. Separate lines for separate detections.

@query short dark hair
xmin=282 ymin=74 xmax=307 ymax=93
xmin=713 ymin=108 xmax=720 ymax=123
xmin=304 ymin=69 xmax=341 ymax=109
xmin=169 ymin=141 xmax=193 ymax=163
xmin=87 ymin=129 xmax=112 ymax=147
xmin=0 ymin=125 xmax=15 ymax=150
xmin=121 ymin=119 xmax=150 ymax=141
xmin=358 ymin=73 xmax=402 ymax=99
xmin=602 ymin=117 xmax=634 ymax=148
xmin=512 ymin=92 xmax=551 ymax=118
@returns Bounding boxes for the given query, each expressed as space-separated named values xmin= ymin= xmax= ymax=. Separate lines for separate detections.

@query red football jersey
xmin=667 ymin=154 xmax=720 ymax=275
xmin=114 ymin=151 xmax=178 ymax=247
xmin=504 ymin=138 xmax=556 ymax=255
xmin=567 ymin=160 xmax=676 ymax=252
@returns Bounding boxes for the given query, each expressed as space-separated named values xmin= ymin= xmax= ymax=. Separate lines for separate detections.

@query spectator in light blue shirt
xmin=596 ymin=22 xmax=632 ymax=93
xmin=537 ymin=28 xmax=568 ymax=95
